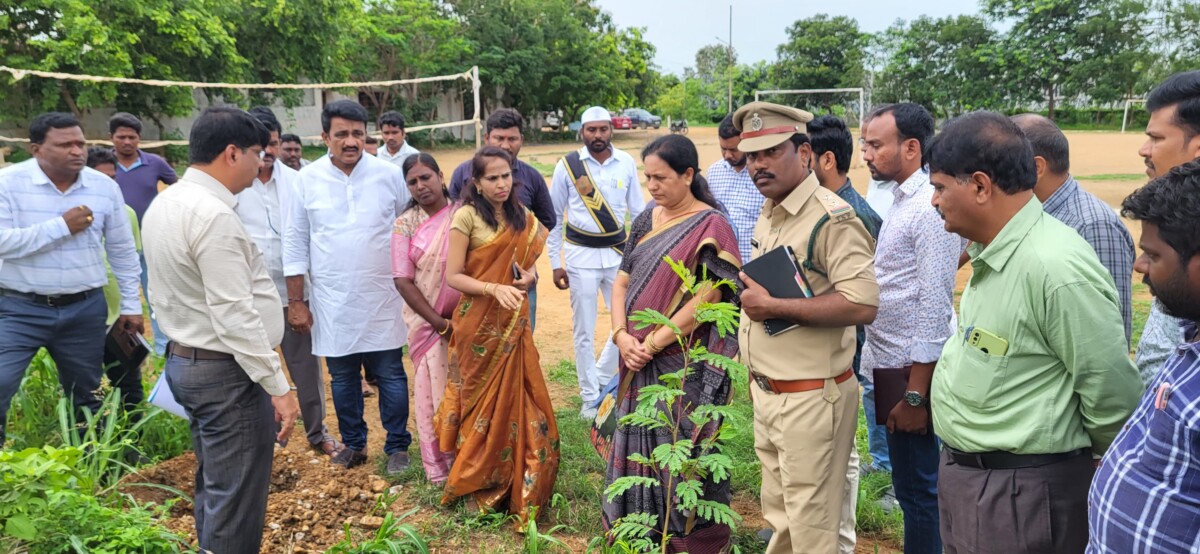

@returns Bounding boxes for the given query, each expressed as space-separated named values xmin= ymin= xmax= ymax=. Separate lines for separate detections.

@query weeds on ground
xmin=326 ymin=508 xmax=430 ymax=554
xmin=0 ymin=444 xmax=189 ymax=553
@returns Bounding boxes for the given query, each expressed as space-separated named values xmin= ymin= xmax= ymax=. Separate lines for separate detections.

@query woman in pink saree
xmin=392 ymin=153 xmax=460 ymax=484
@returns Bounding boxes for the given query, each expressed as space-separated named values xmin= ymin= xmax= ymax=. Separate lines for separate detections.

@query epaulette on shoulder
xmin=815 ymin=190 xmax=856 ymax=223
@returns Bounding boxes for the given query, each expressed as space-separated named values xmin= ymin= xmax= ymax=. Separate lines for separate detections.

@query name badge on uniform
xmin=750 ymin=239 xmax=760 ymax=249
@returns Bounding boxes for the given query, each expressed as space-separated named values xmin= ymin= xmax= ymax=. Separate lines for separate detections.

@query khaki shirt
xmin=738 ymin=172 xmax=879 ymax=381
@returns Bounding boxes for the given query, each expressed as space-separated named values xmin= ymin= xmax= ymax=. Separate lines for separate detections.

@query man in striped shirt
xmin=0 ymin=113 xmax=142 ymax=447
xmin=1088 ymin=161 xmax=1200 ymax=553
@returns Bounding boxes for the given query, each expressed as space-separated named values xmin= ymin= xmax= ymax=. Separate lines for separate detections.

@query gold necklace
xmin=655 ymin=196 xmax=698 ymax=227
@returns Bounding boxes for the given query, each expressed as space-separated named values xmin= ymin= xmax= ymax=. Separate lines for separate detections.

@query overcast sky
xmin=596 ymin=0 xmax=979 ymax=75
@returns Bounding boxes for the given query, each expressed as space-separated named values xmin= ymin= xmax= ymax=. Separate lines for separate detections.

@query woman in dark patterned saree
xmin=602 ymin=134 xmax=742 ymax=552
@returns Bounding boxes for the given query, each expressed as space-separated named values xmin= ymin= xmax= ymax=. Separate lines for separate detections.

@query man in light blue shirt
xmin=0 ymin=113 xmax=143 ymax=447
xmin=706 ymin=114 xmax=763 ymax=263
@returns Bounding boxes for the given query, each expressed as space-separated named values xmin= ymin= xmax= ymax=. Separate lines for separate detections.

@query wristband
xmin=288 ymin=298 xmax=304 ymax=304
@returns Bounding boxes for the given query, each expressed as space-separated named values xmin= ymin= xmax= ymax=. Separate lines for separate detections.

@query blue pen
xmin=963 ymin=325 xmax=974 ymax=345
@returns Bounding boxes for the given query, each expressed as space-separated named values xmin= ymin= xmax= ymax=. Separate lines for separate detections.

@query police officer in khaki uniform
xmin=735 ymin=102 xmax=880 ymax=554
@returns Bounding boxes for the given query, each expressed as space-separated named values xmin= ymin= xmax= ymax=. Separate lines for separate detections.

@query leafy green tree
xmin=221 ymin=0 xmax=361 ymax=108
xmin=984 ymin=0 xmax=1151 ymax=117
xmin=0 ymin=0 xmax=244 ymax=132
xmin=349 ymin=0 xmax=469 ymax=120
xmin=876 ymin=15 xmax=1012 ymax=117
xmin=771 ymin=15 xmax=865 ymax=91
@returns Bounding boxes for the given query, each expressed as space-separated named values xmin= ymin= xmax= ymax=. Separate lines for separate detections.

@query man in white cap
xmin=548 ymin=106 xmax=646 ymax=419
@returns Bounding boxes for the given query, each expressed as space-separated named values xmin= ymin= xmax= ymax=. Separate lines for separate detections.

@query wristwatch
xmin=904 ymin=391 xmax=928 ymax=407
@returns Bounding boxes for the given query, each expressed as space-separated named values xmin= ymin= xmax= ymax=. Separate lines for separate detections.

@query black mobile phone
xmin=512 ymin=262 xmax=522 ymax=280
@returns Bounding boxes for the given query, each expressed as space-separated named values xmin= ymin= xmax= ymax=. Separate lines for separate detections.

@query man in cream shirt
xmin=143 ymin=107 xmax=300 ymax=554
xmin=283 ymin=100 xmax=413 ymax=474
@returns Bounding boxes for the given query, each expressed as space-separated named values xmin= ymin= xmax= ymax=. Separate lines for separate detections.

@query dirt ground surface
xmin=132 ymin=126 xmax=1149 ymax=553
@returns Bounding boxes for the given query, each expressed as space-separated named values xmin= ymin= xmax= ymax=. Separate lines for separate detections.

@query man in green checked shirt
xmin=925 ymin=112 xmax=1141 ymax=554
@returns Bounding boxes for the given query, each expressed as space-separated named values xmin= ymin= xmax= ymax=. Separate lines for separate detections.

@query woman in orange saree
xmin=436 ymin=146 xmax=559 ymax=524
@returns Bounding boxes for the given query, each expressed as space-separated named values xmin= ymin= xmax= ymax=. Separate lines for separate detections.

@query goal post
xmin=1121 ymin=98 xmax=1146 ymax=133
xmin=754 ymin=87 xmax=865 ymax=129
xmin=0 ymin=65 xmax=483 ymax=149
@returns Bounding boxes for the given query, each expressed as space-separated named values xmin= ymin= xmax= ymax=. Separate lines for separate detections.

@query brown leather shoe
xmin=313 ymin=438 xmax=344 ymax=457
xmin=362 ymin=378 xmax=376 ymax=397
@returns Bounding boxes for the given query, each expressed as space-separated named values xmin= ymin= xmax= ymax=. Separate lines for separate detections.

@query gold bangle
xmin=612 ymin=328 xmax=627 ymax=342
xmin=482 ymin=283 xmax=494 ymax=296
xmin=645 ymin=334 xmax=662 ymax=354
xmin=437 ymin=321 xmax=451 ymax=335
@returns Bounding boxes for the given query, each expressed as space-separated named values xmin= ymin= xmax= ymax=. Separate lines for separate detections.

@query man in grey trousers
xmin=143 ymin=107 xmax=300 ymax=554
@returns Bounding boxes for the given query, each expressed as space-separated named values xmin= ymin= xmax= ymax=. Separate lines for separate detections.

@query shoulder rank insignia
xmin=816 ymin=192 xmax=855 ymax=223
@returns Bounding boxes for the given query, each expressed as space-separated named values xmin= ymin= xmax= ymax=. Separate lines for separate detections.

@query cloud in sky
xmin=596 ymin=0 xmax=977 ymax=75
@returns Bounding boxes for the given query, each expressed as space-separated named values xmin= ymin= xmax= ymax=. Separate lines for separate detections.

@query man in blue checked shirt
xmin=0 ymin=113 xmax=143 ymax=447
xmin=706 ymin=114 xmax=764 ymax=263
xmin=1088 ymin=161 xmax=1200 ymax=553
xmin=1012 ymin=114 xmax=1136 ymax=346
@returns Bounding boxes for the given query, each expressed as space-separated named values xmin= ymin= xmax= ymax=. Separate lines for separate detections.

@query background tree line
xmin=0 ymin=0 xmax=657 ymax=136
xmin=656 ymin=0 xmax=1199 ymax=126
xmin=1 ymin=0 xmax=1197 ymax=135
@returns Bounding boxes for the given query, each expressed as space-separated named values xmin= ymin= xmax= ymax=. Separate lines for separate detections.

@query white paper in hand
xmin=147 ymin=375 xmax=189 ymax=420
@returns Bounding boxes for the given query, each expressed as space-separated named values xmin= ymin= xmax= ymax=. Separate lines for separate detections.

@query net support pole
xmin=1122 ymin=100 xmax=1131 ymax=133
xmin=472 ymin=66 xmax=482 ymax=149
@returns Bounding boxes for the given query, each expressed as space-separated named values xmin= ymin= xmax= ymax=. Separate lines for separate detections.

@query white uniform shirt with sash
xmin=283 ymin=154 xmax=411 ymax=358
xmin=546 ymin=145 xmax=645 ymax=270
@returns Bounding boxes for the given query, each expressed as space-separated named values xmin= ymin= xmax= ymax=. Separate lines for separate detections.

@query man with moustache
xmin=707 ymin=114 xmax=764 ymax=263
xmin=547 ymin=106 xmax=645 ymax=420
xmin=734 ymin=102 xmax=880 ymax=554
xmin=1088 ymin=161 xmax=1200 ymax=553
xmin=449 ymin=108 xmax=555 ymax=329
xmin=142 ymin=107 xmax=300 ymax=553
xmin=283 ymin=100 xmax=413 ymax=473
xmin=927 ymin=112 xmax=1140 ymax=553
xmin=235 ymin=107 xmax=340 ymax=457
xmin=1133 ymin=70 xmax=1200 ymax=383
xmin=279 ymin=133 xmax=309 ymax=171
xmin=0 ymin=113 xmax=143 ymax=447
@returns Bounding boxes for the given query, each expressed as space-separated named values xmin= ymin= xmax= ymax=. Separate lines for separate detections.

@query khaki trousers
xmin=754 ymin=375 xmax=859 ymax=554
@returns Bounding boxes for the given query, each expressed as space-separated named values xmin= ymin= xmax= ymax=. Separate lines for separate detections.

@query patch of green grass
xmin=1131 ymin=282 xmax=1153 ymax=354
xmin=525 ymin=158 xmax=558 ymax=177
xmin=1076 ymin=173 xmax=1146 ymax=182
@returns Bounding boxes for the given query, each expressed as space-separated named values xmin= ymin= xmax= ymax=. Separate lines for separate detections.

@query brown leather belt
xmin=167 ymin=342 xmax=234 ymax=361
xmin=751 ymin=367 xmax=854 ymax=394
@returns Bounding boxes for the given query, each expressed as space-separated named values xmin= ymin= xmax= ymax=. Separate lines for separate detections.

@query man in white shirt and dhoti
xmin=283 ymin=100 xmax=413 ymax=474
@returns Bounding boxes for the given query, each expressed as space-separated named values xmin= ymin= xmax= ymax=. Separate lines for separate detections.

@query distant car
xmin=610 ymin=111 xmax=633 ymax=130
xmin=622 ymin=108 xmax=662 ymax=129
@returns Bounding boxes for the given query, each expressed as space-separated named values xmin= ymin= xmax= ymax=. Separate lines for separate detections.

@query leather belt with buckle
xmin=167 ymin=342 xmax=235 ymax=361
xmin=751 ymin=367 xmax=854 ymax=394
xmin=0 ymin=288 xmax=98 ymax=307
xmin=944 ymin=446 xmax=1090 ymax=470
